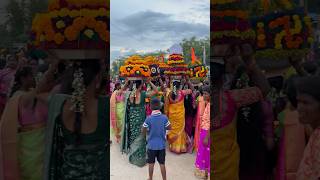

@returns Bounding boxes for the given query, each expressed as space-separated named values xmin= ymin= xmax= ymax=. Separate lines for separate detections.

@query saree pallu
xmin=121 ymin=91 xmax=147 ymax=167
xmin=195 ymin=129 xmax=210 ymax=178
xmin=194 ymin=96 xmax=205 ymax=152
xmin=212 ymin=119 xmax=239 ymax=180
xmin=276 ymin=107 xmax=305 ymax=180
xmin=167 ymin=100 xmax=188 ymax=153
xmin=127 ymin=105 xmax=147 ymax=167
xmin=115 ymin=102 xmax=125 ymax=140
xmin=18 ymin=127 xmax=45 ymax=180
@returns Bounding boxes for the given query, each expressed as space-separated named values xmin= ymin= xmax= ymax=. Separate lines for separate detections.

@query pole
xmin=203 ymin=45 xmax=206 ymax=66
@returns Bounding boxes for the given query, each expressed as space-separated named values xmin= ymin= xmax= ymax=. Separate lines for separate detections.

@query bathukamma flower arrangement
xmin=119 ymin=55 xmax=151 ymax=78
xmin=31 ymin=0 xmax=109 ymax=50
xmin=211 ymin=0 xmax=256 ymax=45
xmin=251 ymin=7 xmax=313 ymax=59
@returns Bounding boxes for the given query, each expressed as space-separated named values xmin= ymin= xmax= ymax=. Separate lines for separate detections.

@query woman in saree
xmin=110 ymin=82 xmax=125 ymax=143
xmin=161 ymin=76 xmax=194 ymax=154
xmin=0 ymin=59 xmax=59 ymax=180
xmin=120 ymin=78 xmax=158 ymax=167
xmin=194 ymin=85 xmax=210 ymax=179
xmin=43 ymin=59 xmax=108 ymax=180
xmin=295 ymin=76 xmax=320 ymax=180
xmin=212 ymin=45 xmax=270 ymax=180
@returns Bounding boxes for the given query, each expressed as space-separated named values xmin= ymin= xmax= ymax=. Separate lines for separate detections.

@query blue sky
xmin=110 ymin=0 xmax=210 ymax=61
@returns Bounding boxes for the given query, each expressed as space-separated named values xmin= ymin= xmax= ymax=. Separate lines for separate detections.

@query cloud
xmin=111 ymin=10 xmax=209 ymax=53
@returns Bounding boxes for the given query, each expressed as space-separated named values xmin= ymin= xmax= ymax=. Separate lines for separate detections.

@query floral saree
xmin=120 ymin=91 xmax=147 ymax=167
xmin=43 ymin=94 xmax=108 ymax=180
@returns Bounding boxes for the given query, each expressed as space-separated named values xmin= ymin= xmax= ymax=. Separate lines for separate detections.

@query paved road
xmin=110 ymin=138 xmax=199 ymax=180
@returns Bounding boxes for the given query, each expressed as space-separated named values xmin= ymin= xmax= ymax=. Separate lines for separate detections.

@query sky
xmin=110 ymin=0 xmax=210 ymax=61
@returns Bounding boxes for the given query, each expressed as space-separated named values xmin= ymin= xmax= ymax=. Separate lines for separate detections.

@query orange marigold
xmin=54 ymin=33 xmax=65 ymax=44
xmin=73 ymin=17 xmax=85 ymax=31
xmin=64 ymin=26 xmax=79 ymax=41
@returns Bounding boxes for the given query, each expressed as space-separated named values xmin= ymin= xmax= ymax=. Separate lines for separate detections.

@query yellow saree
xmin=212 ymin=118 xmax=239 ymax=180
xmin=166 ymin=98 xmax=188 ymax=154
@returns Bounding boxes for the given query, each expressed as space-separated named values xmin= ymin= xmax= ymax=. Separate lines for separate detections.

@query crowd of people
xmin=110 ymin=76 xmax=211 ymax=180
xmin=0 ymin=48 xmax=108 ymax=180
xmin=212 ymin=43 xmax=320 ymax=180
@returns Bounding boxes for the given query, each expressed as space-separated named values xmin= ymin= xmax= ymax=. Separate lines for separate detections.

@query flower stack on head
xmin=211 ymin=0 xmax=255 ymax=46
xmin=31 ymin=0 xmax=109 ymax=59
xmin=252 ymin=7 xmax=314 ymax=59
xmin=157 ymin=55 xmax=170 ymax=76
xmin=164 ymin=44 xmax=189 ymax=78
xmin=188 ymin=62 xmax=209 ymax=81
xmin=144 ymin=56 xmax=160 ymax=78
xmin=119 ymin=55 xmax=151 ymax=79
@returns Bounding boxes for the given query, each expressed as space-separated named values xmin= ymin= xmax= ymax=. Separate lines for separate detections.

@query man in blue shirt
xmin=142 ymin=97 xmax=171 ymax=180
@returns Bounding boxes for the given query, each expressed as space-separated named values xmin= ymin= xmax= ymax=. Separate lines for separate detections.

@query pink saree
xmin=194 ymin=96 xmax=205 ymax=152
xmin=195 ymin=102 xmax=210 ymax=178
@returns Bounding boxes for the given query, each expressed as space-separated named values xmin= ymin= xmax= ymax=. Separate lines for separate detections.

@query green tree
xmin=5 ymin=0 xmax=26 ymax=42
xmin=0 ymin=24 xmax=12 ymax=47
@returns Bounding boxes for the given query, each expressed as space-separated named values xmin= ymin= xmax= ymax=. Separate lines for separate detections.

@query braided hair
xmin=71 ymin=59 xmax=101 ymax=145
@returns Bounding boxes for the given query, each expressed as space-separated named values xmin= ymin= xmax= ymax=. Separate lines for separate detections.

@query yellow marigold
xmin=97 ymin=8 xmax=107 ymax=17
xmin=84 ymin=29 xmax=94 ymax=39
xmin=59 ymin=8 xmax=69 ymax=17
xmin=54 ymin=33 xmax=65 ymax=44
xmin=79 ymin=9 xmax=89 ymax=16
xmin=64 ymin=26 xmax=79 ymax=41
xmin=40 ymin=34 xmax=46 ymax=42
xmin=56 ymin=20 xmax=66 ymax=29
xmin=83 ymin=10 xmax=94 ymax=18
xmin=49 ymin=10 xmax=59 ymax=18
xmin=70 ymin=10 xmax=80 ymax=18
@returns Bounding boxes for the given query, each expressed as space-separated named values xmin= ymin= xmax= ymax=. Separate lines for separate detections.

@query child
xmin=142 ymin=98 xmax=171 ymax=180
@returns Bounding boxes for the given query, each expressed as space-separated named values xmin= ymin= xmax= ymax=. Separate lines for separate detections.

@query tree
xmin=0 ymin=24 xmax=12 ymax=47
xmin=5 ymin=0 xmax=26 ymax=42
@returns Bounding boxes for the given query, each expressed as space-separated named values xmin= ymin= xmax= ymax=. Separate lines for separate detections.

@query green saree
xmin=120 ymin=91 xmax=147 ymax=167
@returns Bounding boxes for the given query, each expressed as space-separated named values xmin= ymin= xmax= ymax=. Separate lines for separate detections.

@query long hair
xmin=10 ymin=66 xmax=33 ymax=97
xmin=231 ymin=65 xmax=269 ymax=172
xmin=72 ymin=59 xmax=101 ymax=145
